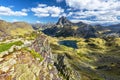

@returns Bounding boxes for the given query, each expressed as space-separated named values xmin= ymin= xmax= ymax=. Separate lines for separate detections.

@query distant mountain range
xmin=0 ymin=17 xmax=120 ymax=39
xmin=43 ymin=16 xmax=120 ymax=38
xmin=32 ymin=22 xmax=54 ymax=30
xmin=0 ymin=20 xmax=34 ymax=39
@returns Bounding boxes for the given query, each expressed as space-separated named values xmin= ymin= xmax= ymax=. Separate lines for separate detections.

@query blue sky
xmin=0 ymin=0 xmax=120 ymax=25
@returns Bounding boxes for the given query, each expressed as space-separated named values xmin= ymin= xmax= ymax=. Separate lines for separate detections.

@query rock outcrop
xmin=54 ymin=54 xmax=81 ymax=80
xmin=0 ymin=34 xmax=61 ymax=80
xmin=56 ymin=16 xmax=73 ymax=27
xmin=31 ymin=34 xmax=61 ymax=80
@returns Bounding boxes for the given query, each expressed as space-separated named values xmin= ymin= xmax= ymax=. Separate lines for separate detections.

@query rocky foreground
xmin=0 ymin=34 xmax=62 ymax=80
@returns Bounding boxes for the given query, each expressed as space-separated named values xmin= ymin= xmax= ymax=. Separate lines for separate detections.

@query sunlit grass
xmin=0 ymin=41 xmax=23 ymax=52
xmin=28 ymin=49 xmax=43 ymax=62
xmin=49 ymin=36 xmax=120 ymax=79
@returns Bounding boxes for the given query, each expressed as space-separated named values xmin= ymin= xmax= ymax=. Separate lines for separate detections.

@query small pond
xmin=58 ymin=40 xmax=78 ymax=49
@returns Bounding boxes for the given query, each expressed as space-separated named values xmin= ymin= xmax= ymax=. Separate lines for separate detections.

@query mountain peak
xmin=60 ymin=16 xmax=66 ymax=19
xmin=56 ymin=16 xmax=73 ymax=26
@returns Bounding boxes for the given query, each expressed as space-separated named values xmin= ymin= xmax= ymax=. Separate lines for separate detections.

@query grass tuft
xmin=0 ymin=41 xmax=23 ymax=52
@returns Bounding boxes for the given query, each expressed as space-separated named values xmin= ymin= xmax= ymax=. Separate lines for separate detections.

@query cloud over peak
xmin=31 ymin=4 xmax=65 ymax=17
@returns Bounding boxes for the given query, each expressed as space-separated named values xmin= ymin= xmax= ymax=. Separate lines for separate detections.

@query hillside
xmin=11 ymin=22 xmax=34 ymax=36
xmin=0 ymin=20 xmax=12 ymax=37
xmin=0 ymin=20 xmax=34 ymax=40
xmin=49 ymin=36 xmax=120 ymax=80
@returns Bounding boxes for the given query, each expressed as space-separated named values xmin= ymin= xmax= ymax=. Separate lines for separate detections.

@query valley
xmin=49 ymin=36 xmax=120 ymax=80
xmin=0 ymin=17 xmax=120 ymax=80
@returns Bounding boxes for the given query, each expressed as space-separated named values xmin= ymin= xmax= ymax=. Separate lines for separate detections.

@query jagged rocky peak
xmin=56 ymin=16 xmax=90 ymax=27
xmin=56 ymin=16 xmax=73 ymax=27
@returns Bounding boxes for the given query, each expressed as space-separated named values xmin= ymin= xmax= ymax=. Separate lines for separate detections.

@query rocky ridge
xmin=0 ymin=34 xmax=62 ymax=80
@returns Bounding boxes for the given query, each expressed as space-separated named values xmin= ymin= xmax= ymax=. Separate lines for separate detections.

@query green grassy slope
xmin=0 ymin=41 xmax=23 ymax=52
xmin=49 ymin=36 xmax=120 ymax=80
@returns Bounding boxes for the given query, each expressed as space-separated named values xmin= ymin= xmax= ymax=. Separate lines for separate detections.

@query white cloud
xmin=56 ymin=0 xmax=63 ymax=3
xmin=22 ymin=9 xmax=29 ymax=12
xmin=35 ymin=13 xmax=49 ymax=17
xmin=0 ymin=6 xmax=28 ymax=16
xmin=38 ymin=4 xmax=47 ymax=7
xmin=9 ymin=6 xmax=14 ymax=8
xmin=70 ymin=19 xmax=120 ymax=25
xmin=12 ymin=19 xmax=18 ymax=22
xmin=31 ymin=4 xmax=65 ymax=17
xmin=68 ymin=10 xmax=120 ymax=21
xmin=66 ymin=0 xmax=120 ymax=24
xmin=65 ymin=0 xmax=120 ymax=11
xmin=59 ymin=13 xmax=67 ymax=17
xmin=36 ymin=20 xmax=41 ymax=23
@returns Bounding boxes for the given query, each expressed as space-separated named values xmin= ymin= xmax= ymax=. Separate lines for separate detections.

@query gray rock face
xmin=31 ymin=34 xmax=52 ymax=59
xmin=31 ymin=34 xmax=62 ymax=80
xmin=56 ymin=16 xmax=73 ymax=27
xmin=43 ymin=16 xmax=100 ymax=38
xmin=54 ymin=54 xmax=81 ymax=80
